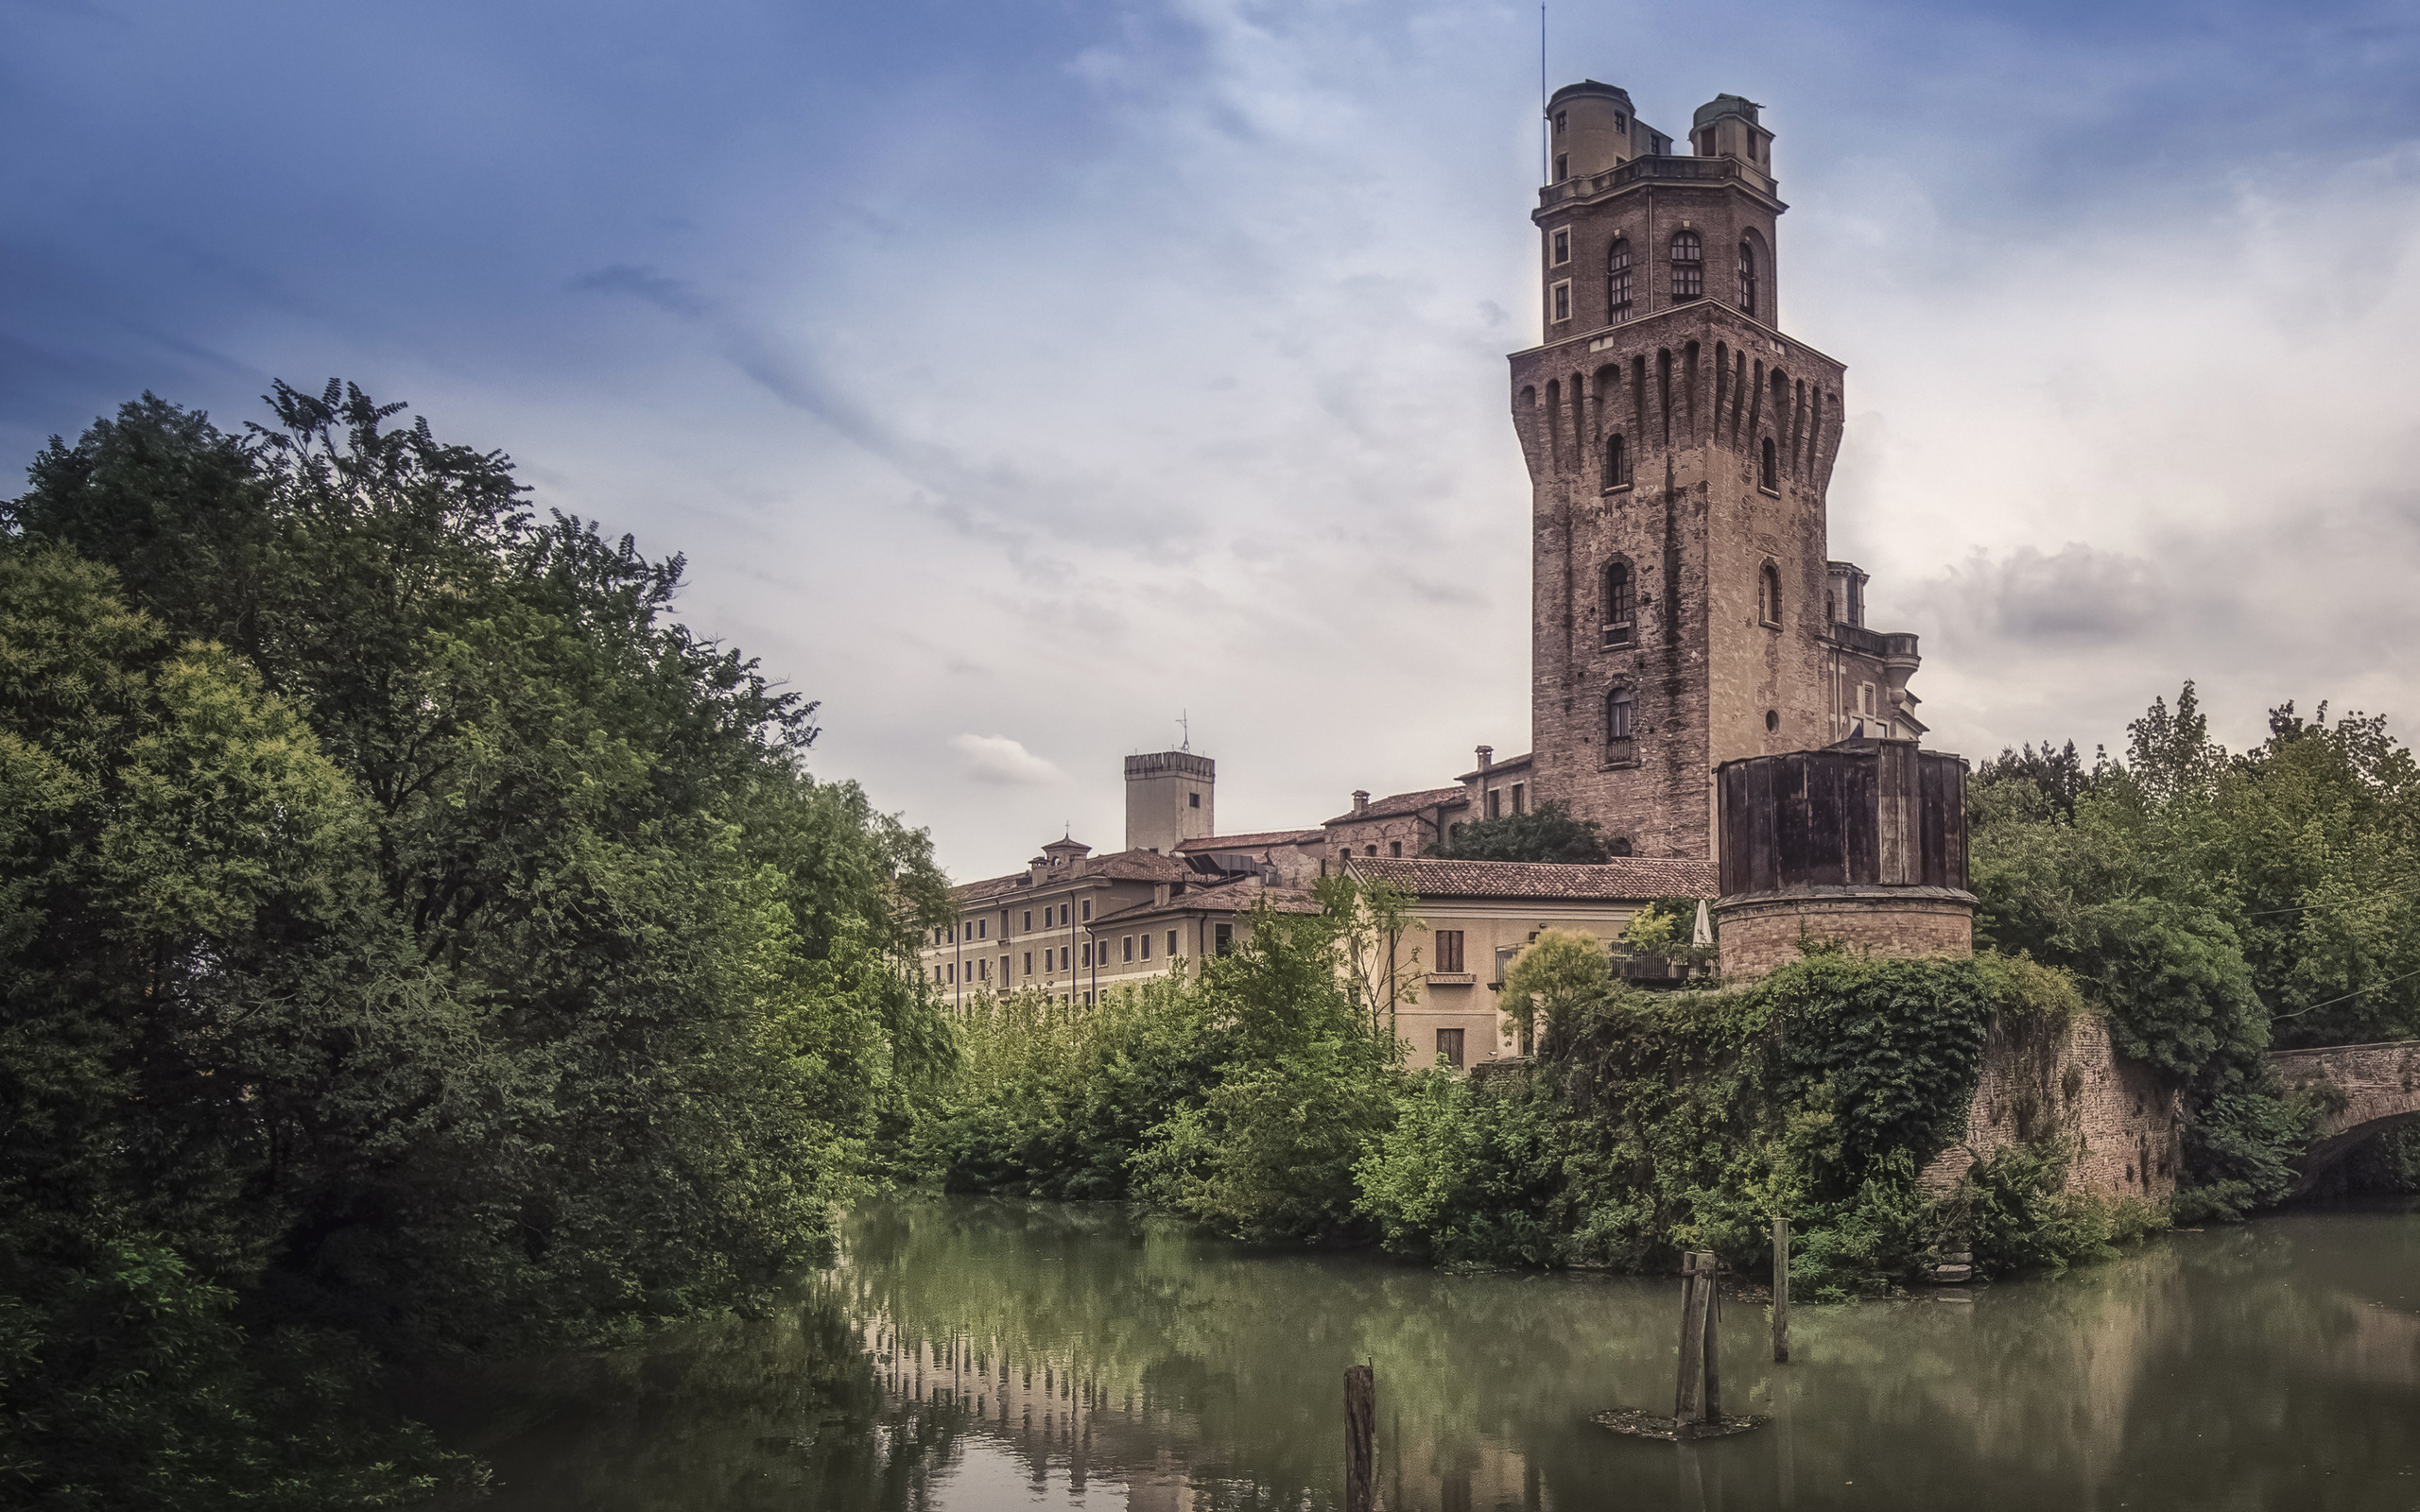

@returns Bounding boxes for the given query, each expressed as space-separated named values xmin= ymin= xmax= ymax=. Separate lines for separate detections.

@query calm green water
xmin=435 ymin=1197 xmax=2420 ymax=1511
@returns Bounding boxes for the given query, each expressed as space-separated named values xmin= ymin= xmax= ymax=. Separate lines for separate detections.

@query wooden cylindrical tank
xmin=1712 ymin=739 xmax=1975 ymax=978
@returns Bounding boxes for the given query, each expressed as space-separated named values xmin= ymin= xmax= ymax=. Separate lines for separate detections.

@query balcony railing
xmin=1829 ymin=623 xmax=1920 ymax=662
xmin=1542 ymin=154 xmax=1777 ymax=208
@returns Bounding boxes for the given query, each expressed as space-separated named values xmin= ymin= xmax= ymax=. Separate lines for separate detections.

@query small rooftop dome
xmin=1693 ymin=94 xmax=1761 ymax=129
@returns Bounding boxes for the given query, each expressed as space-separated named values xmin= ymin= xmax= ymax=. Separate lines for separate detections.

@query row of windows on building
xmin=928 ymin=924 xmax=1236 ymax=984
xmin=929 ymin=899 xmax=1100 ymax=947
xmin=1547 ymin=232 xmax=1759 ymax=325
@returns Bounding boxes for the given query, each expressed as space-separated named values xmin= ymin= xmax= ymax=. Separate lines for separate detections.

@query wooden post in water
xmin=1772 ymin=1217 xmax=1791 ymax=1364
xmin=1344 ymin=1364 xmax=1376 ymax=1512
xmin=1673 ymin=1250 xmax=1720 ymax=1426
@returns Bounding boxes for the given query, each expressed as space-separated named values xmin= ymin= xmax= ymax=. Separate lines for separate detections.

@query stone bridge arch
xmin=2270 ymin=1040 xmax=2420 ymax=1197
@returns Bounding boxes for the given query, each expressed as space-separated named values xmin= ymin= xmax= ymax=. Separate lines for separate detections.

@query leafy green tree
xmin=1499 ymin=928 xmax=1616 ymax=1057
xmin=3 ymin=384 xmax=950 ymax=1496
xmin=1428 ymin=799 xmax=1610 ymax=863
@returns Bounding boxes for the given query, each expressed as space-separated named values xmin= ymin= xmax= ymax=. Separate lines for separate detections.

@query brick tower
xmin=1510 ymin=82 xmax=1920 ymax=859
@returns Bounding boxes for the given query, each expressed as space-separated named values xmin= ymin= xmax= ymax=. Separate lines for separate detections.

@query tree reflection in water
xmin=443 ymin=1195 xmax=2420 ymax=1512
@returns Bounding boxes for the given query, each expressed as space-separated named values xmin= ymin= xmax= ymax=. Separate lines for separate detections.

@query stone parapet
xmin=1712 ymin=884 xmax=1974 ymax=979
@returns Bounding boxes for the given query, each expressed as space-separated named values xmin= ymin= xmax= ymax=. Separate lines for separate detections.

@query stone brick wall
xmin=1713 ymin=887 xmax=1974 ymax=978
xmin=1920 ymin=1013 xmax=2186 ymax=1203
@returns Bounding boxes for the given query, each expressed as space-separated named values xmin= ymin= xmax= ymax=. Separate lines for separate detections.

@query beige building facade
xmin=1345 ymin=854 xmax=1716 ymax=1069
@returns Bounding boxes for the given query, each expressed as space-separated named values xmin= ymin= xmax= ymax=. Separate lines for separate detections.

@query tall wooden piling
xmin=1673 ymin=1249 xmax=1721 ymax=1425
xmin=1344 ymin=1364 xmax=1376 ymax=1512
xmin=1772 ymin=1217 xmax=1791 ymax=1364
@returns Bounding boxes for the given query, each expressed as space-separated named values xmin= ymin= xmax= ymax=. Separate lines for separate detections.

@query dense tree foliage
xmin=922 ymin=876 xmax=1408 ymax=1245
xmin=1427 ymin=799 xmax=1612 ymax=863
xmin=1 ymin=386 xmax=948 ymax=1504
xmin=1969 ymin=681 xmax=2420 ymax=1215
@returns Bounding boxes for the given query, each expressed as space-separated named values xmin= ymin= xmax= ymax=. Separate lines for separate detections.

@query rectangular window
xmin=1060 ymin=947 xmax=1071 ymax=971
xmin=1140 ymin=935 xmax=1152 ymax=961
xmin=1486 ymin=789 xmax=1502 ymax=820
xmin=1436 ymin=1028 xmax=1465 ymax=1069
xmin=934 ymin=966 xmax=943 ymax=983
xmin=1550 ymin=280 xmax=1571 ymax=322
xmin=1553 ymin=152 xmax=1568 ymax=181
xmin=1188 ymin=792 xmax=1200 ymax=808
xmin=947 ymin=962 xmax=956 ymax=983
xmin=1436 ymin=930 xmax=1465 ymax=973
xmin=978 ymin=919 xmax=987 ymax=939
xmin=1023 ymin=952 xmax=1033 ymax=975
xmin=1553 ymin=110 xmax=1566 ymax=135
xmin=1512 ymin=783 xmax=1527 ymax=815
xmin=1023 ymin=910 xmax=1032 ymax=932
xmin=1081 ymin=900 xmax=1092 ymax=921
xmin=1081 ymin=942 xmax=1091 ymax=967
xmin=1123 ymin=936 xmax=1134 ymax=962
xmin=1389 ymin=841 xmax=1402 ymax=857
xmin=1614 ymin=112 xmax=1627 ymax=131
xmin=1167 ymin=930 xmax=1179 ymax=958
xmin=979 ymin=959 xmax=989 ymax=980
xmin=946 ymin=924 xmax=955 ymax=943
xmin=1550 ymin=227 xmax=1570 ymax=266
xmin=1000 ymin=954 xmax=1011 ymax=981
xmin=1215 ymin=923 xmax=1234 ymax=955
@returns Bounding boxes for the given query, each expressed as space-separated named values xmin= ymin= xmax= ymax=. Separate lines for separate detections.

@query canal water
xmin=441 ymin=1196 xmax=2420 ymax=1510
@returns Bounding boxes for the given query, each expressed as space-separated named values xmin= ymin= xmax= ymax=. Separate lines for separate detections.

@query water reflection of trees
xmin=450 ymin=1197 xmax=2420 ymax=1511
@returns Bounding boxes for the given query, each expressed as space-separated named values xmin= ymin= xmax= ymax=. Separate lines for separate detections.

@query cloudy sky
xmin=8 ymin=0 xmax=2419 ymax=878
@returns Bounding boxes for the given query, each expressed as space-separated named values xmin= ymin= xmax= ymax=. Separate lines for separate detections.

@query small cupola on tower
xmin=1545 ymin=80 xmax=1668 ymax=185
xmin=1691 ymin=95 xmax=1774 ymax=185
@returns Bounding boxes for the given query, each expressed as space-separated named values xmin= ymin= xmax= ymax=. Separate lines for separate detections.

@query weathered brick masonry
xmin=1921 ymin=1014 xmax=2187 ymax=1203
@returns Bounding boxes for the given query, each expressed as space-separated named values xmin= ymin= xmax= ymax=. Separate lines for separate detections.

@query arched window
xmin=1760 ymin=436 xmax=1778 ymax=490
xmin=1609 ymin=837 xmax=1634 ymax=857
xmin=1603 ymin=433 xmax=1631 ymax=490
xmin=1670 ymin=231 xmax=1703 ymax=301
xmin=1608 ymin=239 xmax=1634 ymax=323
xmin=1759 ymin=563 xmax=1783 ymax=628
xmin=1737 ymin=238 xmax=1758 ymax=318
xmin=1606 ymin=685 xmax=1634 ymax=744
xmin=1602 ymin=559 xmax=1634 ymax=646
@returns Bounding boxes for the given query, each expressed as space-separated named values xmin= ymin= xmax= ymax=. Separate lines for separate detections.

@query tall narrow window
xmin=1390 ymin=841 xmax=1403 ymax=857
xmin=1760 ymin=563 xmax=1783 ymax=628
xmin=1550 ymin=227 xmax=1570 ymax=266
xmin=1436 ymin=1028 xmax=1466 ymax=1069
xmin=1512 ymin=782 xmax=1527 ymax=815
xmin=1554 ymin=153 xmax=1568 ymax=181
xmin=1606 ymin=686 xmax=1634 ymax=744
xmin=1737 ymin=238 xmax=1758 ymax=318
xmin=1603 ymin=433 xmax=1631 ymax=489
xmin=1603 ymin=559 xmax=1634 ymax=644
xmin=1551 ymin=280 xmax=1571 ymax=323
xmin=1608 ymin=240 xmax=1634 ymax=322
xmin=1670 ymin=230 xmax=1703 ymax=301
xmin=1215 ymin=923 xmax=1234 ymax=954
xmin=1760 ymin=436 xmax=1778 ymax=490
xmin=1435 ymin=930 xmax=1465 ymax=973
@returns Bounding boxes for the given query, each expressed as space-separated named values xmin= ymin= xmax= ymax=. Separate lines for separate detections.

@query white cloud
xmin=953 ymin=734 xmax=1065 ymax=788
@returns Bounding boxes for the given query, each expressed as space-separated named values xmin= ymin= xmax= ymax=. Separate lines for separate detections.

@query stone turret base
xmin=1713 ymin=885 xmax=1977 ymax=980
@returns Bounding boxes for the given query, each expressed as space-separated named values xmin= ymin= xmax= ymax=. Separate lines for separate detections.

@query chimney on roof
xmin=1476 ymin=745 xmax=1494 ymax=771
xmin=1153 ymin=883 xmax=1171 ymax=908
xmin=1352 ymin=789 xmax=1370 ymax=816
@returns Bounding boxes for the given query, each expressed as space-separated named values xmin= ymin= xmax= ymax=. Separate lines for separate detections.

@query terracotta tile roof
xmin=947 ymin=847 xmax=1192 ymax=902
xmin=1091 ymin=875 xmax=1322 ymax=925
xmin=1175 ymin=829 xmax=1325 ymax=851
xmin=1344 ymin=854 xmax=1717 ymax=900
xmin=1322 ymin=786 xmax=1470 ymax=827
